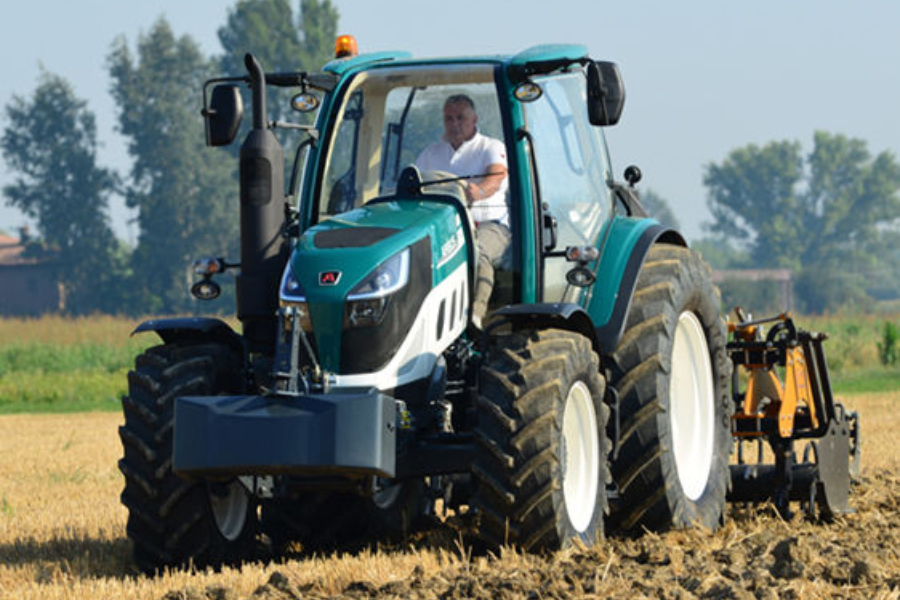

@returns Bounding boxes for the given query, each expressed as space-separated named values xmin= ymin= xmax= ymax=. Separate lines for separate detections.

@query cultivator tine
xmin=813 ymin=412 xmax=853 ymax=517
xmin=846 ymin=408 xmax=862 ymax=483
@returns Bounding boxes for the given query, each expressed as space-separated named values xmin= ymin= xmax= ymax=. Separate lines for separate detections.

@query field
xmin=0 ymin=316 xmax=154 ymax=414
xmin=0 ymin=315 xmax=899 ymax=599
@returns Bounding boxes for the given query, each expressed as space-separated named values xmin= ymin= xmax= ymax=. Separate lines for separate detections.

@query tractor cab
xmin=304 ymin=49 xmax=622 ymax=310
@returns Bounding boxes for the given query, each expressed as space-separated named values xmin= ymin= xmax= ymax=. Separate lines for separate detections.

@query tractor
xmin=118 ymin=38 xmax=847 ymax=574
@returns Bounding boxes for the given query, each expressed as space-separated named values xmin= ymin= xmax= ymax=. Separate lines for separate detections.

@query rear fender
xmin=588 ymin=219 xmax=686 ymax=354
xmin=132 ymin=317 xmax=246 ymax=358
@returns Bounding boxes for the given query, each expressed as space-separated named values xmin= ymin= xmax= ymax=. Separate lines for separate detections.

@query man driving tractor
xmin=416 ymin=94 xmax=510 ymax=328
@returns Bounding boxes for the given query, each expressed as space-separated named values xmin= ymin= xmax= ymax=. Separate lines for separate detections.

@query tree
xmin=640 ymin=188 xmax=681 ymax=231
xmin=217 ymin=0 xmax=339 ymax=169
xmin=1 ymin=71 xmax=122 ymax=314
xmin=219 ymin=0 xmax=338 ymax=83
xmin=704 ymin=132 xmax=900 ymax=312
xmin=109 ymin=18 xmax=238 ymax=314
xmin=219 ymin=0 xmax=301 ymax=127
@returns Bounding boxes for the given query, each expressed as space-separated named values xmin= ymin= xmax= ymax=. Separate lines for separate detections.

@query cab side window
xmin=524 ymin=72 xmax=612 ymax=302
xmin=321 ymin=91 xmax=363 ymax=217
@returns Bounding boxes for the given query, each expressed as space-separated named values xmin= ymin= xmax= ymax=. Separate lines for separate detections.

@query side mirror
xmin=204 ymin=85 xmax=243 ymax=147
xmin=587 ymin=61 xmax=625 ymax=126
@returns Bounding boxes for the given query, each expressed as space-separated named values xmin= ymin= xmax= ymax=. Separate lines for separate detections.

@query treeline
xmin=644 ymin=134 xmax=900 ymax=314
xmin=1 ymin=0 xmax=338 ymax=316
xmin=690 ymin=132 xmax=900 ymax=314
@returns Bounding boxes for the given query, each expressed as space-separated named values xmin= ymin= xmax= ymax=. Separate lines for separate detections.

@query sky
xmin=1 ymin=0 xmax=899 ymax=243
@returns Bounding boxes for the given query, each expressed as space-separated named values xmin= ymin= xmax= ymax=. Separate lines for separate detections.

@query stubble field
xmin=1 ymin=391 xmax=898 ymax=600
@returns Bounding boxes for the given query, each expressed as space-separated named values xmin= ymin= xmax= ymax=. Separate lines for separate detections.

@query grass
xmin=0 ymin=369 xmax=130 ymax=414
xmin=0 ymin=313 xmax=897 ymax=412
xmin=831 ymin=367 xmax=900 ymax=395
xmin=789 ymin=312 xmax=900 ymax=394
xmin=0 ymin=340 xmax=148 ymax=414
xmin=0 ymin=316 xmax=165 ymax=413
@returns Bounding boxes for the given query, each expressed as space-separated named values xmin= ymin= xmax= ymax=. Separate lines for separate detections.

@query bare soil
xmin=160 ymin=472 xmax=900 ymax=600
xmin=1 ymin=395 xmax=898 ymax=600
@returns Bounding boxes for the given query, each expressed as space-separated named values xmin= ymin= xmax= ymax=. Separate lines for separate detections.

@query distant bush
xmin=877 ymin=321 xmax=899 ymax=366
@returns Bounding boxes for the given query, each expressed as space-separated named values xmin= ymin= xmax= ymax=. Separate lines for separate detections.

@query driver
xmin=416 ymin=94 xmax=510 ymax=329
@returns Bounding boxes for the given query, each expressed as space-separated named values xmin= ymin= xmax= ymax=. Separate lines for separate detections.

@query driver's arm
xmin=466 ymin=163 xmax=507 ymax=203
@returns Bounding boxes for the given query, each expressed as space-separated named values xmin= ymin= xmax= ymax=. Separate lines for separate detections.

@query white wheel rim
xmin=669 ymin=311 xmax=716 ymax=501
xmin=372 ymin=479 xmax=402 ymax=510
xmin=561 ymin=380 xmax=600 ymax=533
xmin=209 ymin=481 xmax=249 ymax=542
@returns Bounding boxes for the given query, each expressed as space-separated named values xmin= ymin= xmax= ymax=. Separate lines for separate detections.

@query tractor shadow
xmin=270 ymin=511 xmax=484 ymax=564
xmin=0 ymin=534 xmax=136 ymax=580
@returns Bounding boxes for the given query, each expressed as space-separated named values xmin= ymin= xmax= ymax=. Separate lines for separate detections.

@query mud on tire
xmin=607 ymin=243 xmax=732 ymax=532
xmin=472 ymin=328 xmax=609 ymax=551
xmin=119 ymin=342 xmax=257 ymax=573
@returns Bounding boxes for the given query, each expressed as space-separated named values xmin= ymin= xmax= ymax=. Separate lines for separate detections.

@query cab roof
xmin=323 ymin=44 xmax=590 ymax=78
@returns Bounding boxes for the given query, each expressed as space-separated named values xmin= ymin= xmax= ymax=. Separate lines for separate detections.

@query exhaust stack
xmin=238 ymin=53 xmax=286 ymax=353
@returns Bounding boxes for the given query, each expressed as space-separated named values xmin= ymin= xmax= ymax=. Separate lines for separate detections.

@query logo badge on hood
xmin=319 ymin=271 xmax=341 ymax=286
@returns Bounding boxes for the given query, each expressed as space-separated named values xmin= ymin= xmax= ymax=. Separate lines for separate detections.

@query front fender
xmin=491 ymin=303 xmax=602 ymax=356
xmin=132 ymin=317 xmax=246 ymax=356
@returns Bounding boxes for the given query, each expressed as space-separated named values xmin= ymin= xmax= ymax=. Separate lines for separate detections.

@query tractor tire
xmin=607 ymin=243 xmax=732 ymax=533
xmin=472 ymin=328 xmax=609 ymax=551
xmin=119 ymin=341 xmax=257 ymax=573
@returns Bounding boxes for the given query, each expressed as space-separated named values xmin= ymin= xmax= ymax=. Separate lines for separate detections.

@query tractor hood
xmin=284 ymin=197 xmax=470 ymax=374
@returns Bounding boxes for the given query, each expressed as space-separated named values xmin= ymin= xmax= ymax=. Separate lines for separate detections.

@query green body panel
xmin=290 ymin=199 xmax=465 ymax=370
xmin=587 ymin=215 xmax=661 ymax=329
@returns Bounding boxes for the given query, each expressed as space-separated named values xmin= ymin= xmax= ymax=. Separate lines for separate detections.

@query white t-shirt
xmin=415 ymin=132 xmax=509 ymax=225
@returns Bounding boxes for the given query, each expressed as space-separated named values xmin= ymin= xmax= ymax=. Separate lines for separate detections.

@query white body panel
xmin=332 ymin=262 xmax=469 ymax=391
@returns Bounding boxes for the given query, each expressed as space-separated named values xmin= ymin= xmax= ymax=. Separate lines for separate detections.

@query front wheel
xmin=119 ymin=342 xmax=257 ymax=573
xmin=607 ymin=244 xmax=732 ymax=532
xmin=472 ymin=329 xmax=609 ymax=551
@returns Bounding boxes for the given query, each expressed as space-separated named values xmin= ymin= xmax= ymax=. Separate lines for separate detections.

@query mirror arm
xmin=287 ymin=133 xmax=319 ymax=199
xmin=270 ymin=121 xmax=317 ymax=131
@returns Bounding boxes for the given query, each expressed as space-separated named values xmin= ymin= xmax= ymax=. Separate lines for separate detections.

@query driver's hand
xmin=465 ymin=182 xmax=483 ymax=203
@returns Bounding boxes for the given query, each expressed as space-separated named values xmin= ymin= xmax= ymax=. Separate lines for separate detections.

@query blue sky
xmin=1 ymin=0 xmax=898 ymax=243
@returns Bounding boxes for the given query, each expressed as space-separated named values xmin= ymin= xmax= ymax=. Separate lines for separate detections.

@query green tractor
xmin=119 ymin=40 xmax=733 ymax=573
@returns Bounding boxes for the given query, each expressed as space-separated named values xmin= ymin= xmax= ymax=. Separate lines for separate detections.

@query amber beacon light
xmin=334 ymin=35 xmax=359 ymax=58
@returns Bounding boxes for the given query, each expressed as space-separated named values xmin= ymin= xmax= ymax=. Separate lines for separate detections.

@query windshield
xmin=316 ymin=64 xmax=505 ymax=220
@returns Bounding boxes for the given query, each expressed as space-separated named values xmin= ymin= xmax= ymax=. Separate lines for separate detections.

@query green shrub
xmin=877 ymin=321 xmax=900 ymax=366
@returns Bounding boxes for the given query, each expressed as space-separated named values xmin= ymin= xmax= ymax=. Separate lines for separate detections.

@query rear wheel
xmin=472 ymin=329 xmax=609 ymax=550
xmin=119 ymin=342 xmax=257 ymax=573
xmin=608 ymin=244 xmax=732 ymax=532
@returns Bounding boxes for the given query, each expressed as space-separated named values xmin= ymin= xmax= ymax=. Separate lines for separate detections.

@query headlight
xmin=279 ymin=263 xmax=312 ymax=331
xmin=280 ymin=263 xmax=307 ymax=303
xmin=346 ymin=248 xmax=410 ymax=327
xmin=346 ymin=248 xmax=410 ymax=300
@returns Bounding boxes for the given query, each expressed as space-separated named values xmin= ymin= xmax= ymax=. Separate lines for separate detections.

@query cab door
xmin=520 ymin=71 xmax=613 ymax=303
